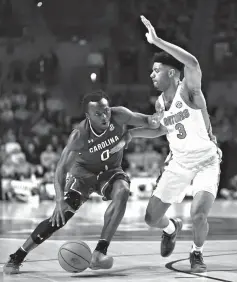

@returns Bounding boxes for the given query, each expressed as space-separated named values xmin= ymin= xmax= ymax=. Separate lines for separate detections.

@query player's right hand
xmin=50 ymin=199 xmax=74 ymax=227
xmin=110 ymin=131 xmax=132 ymax=154
xmin=140 ymin=15 xmax=158 ymax=44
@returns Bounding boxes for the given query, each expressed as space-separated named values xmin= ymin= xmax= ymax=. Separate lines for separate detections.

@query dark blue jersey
xmin=69 ymin=112 xmax=126 ymax=176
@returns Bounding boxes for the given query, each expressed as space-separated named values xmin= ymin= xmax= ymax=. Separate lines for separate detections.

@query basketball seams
xmin=62 ymin=241 xmax=91 ymax=255
xmin=60 ymin=247 xmax=91 ymax=265
xmin=73 ymin=242 xmax=92 ymax=254
xmin=58 ymin=251 xmax=86 ymax=272
xmin=58 ymin=241 xmax=91 ymax=272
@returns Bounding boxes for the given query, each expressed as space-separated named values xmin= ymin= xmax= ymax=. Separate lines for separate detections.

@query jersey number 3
xmin=175 ymin=123 xmax=187 ymax=139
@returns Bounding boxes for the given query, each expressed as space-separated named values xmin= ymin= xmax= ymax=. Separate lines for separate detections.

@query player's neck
xmin=163 ymin=80 xmax=180 ymax=102
xmin=88 ymin=118 xmax=107 ymax=136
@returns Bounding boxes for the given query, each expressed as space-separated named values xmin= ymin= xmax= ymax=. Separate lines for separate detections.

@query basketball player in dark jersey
xmin=4 ymin=90 xmax=161 ymax=274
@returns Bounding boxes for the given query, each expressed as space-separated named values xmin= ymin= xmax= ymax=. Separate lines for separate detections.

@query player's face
xmin=87 ymin=98 xmax=111 ymax=132
xmin=150 ymin=62 xmax=171 ymax=92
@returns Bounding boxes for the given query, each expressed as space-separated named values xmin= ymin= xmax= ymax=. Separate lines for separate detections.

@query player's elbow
xmin=188 ymin=56 xmax=200 ymax=70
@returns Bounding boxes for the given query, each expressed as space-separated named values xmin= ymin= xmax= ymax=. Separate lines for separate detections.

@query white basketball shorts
xmin=153 ymin=154 xmax=221 ymax=204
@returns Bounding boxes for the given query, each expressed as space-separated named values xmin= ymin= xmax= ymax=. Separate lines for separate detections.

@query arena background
xmin=0 ymin=0 xmax=237 ymax=281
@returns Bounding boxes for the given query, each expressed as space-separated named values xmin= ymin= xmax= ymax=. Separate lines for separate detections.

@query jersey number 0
xmin=101 ymin=149 xmax=110 ymax=161
xmin=175 ymin=123 xmax=187 ymax=139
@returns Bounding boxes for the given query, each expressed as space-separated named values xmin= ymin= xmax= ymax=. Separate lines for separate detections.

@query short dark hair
xmin=82 ymin=90 xmax=110 ymax=113
xmin=152 ymin=51 xmax=184 ymax=72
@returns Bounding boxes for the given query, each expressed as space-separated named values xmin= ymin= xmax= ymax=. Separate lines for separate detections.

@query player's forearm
xmin=128 ymin=127 xmax=165 ymax=139
xmin=54 ymin=166 xmax=66 ymax=201
xmin=153 ymin=37 xmax=198 ymax=68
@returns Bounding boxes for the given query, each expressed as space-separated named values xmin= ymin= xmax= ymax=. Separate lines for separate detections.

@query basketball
xmin=58 ymin=241 xmax=92 ymax=273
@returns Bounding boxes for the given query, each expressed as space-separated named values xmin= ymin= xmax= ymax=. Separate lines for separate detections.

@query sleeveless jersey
xmin=158 ymin=81 xmax=217 ymax=167
xmin=70 ymin=115 xmax=125 ymax=175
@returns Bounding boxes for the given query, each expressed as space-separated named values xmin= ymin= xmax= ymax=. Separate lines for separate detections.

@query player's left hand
xmin=148 ymin=113 xmax=161 ymax=129
xmin=110 ymin=131 xmax=132 ymax=154
xmin=140 ymin=15 xmax=158 ymax=44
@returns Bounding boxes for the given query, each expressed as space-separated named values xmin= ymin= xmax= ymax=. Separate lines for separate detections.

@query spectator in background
xmin=24 ymin=142 xmax=40 ymax=165
xmin=143 ymin=143 xmax=163 ymax=176
xmin=51 ymin=135 xmax=59 ymax=151
xmin=125 ymin=144 xmax=145 ymax=177
xmin=0 ymin=98 xmax=14 ymax=125
xmin=31 ymin=118 xmax=53 ymax=137
xmin=32 ymin=136 xmax=42 ymax=155
xmin=4 ymin=130 xmax=21 ymax=156
xmin=13 ymin=152 xmax=32 ymax=180
xmin=40 ymin=144 xmax=59 ymax=171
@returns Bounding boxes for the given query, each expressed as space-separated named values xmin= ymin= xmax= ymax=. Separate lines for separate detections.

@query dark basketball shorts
xmin=64 ymin=167 xmax=130 ymax=211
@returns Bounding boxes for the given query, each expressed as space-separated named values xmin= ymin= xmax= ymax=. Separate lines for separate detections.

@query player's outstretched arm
xmin=112 ymin=106 xmax=163 ymax=129
xmin=128 ymin=124 xmax=167 ymax=138
xmin=110 ymin=125 xmax=167 ymax=154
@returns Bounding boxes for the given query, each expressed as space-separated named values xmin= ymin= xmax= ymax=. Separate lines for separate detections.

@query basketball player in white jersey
xmin=111 ymin=15 xmax=221 ymax=273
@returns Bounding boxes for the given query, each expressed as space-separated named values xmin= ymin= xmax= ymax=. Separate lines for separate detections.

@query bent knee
xmin=112 ymin=182 xmax=130 ymax=202
xmin=191 ymin=212 xmax=207 ymax=225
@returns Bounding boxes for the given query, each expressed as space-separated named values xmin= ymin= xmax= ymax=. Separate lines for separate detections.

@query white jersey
xmin=158 ymin=81 xmax=217 ymax=168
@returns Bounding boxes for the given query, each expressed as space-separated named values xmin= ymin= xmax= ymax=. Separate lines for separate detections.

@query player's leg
xmin=189 ymin=158 xmax=220 ymax=273
xmin=3 ymin=185 xmax=86 ymax=274
xmin=90 ymin=171 xmax=130 ymax=269
xmin=99 ymin=179 xmax=130 ymax=242
xmin=145 ymin=161 xmax=193 ymax=257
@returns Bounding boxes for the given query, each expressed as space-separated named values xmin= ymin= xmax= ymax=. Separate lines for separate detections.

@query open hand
xmin=50 ymin=199 xmax=75 ymax=227
xmin=140 ymin=15 xmax=158 ymax=44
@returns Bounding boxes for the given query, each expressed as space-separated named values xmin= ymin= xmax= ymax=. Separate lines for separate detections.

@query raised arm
xmin=112 ymin=106 xmax=163 ymax=128
xmin=141 ymin=15 xmax=202 ymax=95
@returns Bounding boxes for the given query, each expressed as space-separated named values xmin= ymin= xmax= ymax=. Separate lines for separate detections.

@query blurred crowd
xmin=0 ymin=86 xmax=71 ymax=187
xmin=0 ymin=0 xmax=237 ymax=201
xmin=1 ymin=84 xmax=237 ymax=200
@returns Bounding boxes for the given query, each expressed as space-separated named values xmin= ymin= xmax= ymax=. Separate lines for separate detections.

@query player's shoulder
xmin=67 ymin=121 xmax=87 ymax=151
xmin=111 ymin=106 xmax=128 ymax=115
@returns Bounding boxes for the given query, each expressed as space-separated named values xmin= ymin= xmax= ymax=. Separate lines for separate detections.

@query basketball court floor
xmin=0 ymin=198 xmax=237 ymax=282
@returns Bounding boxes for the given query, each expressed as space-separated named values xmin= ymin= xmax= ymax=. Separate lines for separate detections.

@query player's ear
xmin=168 ymin=69 xmax=175 ymax=78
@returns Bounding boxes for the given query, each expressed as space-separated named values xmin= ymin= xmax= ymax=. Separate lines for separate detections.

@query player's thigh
xmin=97 ymin=168 xmax=130 ymax=201
xmin=65 ymin=174 xmax=96 ymax=210
xmin=192 ymin=159 xmax=221 ymax=201
xmin=110 ymin=179 xmax=130 ymax=201
xmin=153 ymin=161 xmax=194 ymax=204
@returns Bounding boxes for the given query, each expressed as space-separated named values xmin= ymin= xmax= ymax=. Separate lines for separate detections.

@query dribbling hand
xmin=50 ymin=199 xmax=74 ymax=227
xmin=140 ymin=15 xmax=158 ymax=44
